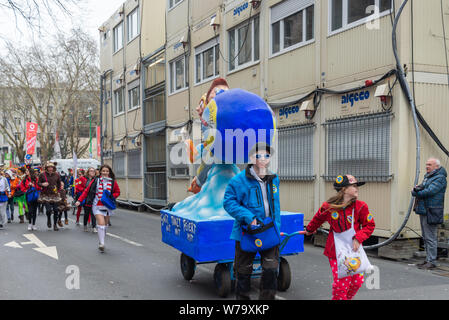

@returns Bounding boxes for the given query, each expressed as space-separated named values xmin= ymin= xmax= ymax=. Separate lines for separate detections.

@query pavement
xmin=1 ymin=206 xmax=449 ymax=300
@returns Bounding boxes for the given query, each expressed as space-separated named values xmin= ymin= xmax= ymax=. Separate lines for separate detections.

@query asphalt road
xmin=1 ymin=206 xmax=449 ymax=300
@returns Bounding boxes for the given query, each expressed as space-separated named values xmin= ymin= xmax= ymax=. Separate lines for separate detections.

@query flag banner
xmin=26 ymin=122 xmax=38 ymax=155
xmin=96 ymin=126 xmax=101 ymax=157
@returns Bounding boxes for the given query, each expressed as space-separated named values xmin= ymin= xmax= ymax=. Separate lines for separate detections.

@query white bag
xmin=334 ymin=208 xmax=373 ymax=279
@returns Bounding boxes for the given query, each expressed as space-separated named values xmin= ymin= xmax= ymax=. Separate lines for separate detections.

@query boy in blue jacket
xmin=224 ymin=142 xmax=280 ymax=300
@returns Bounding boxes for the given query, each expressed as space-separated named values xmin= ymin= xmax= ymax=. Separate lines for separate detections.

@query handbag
xmin=26 ymin=187 xmax=40 ymax=203
xmin=334 ymin=208 xmax=373 ymax=279
xmin=100 ymin=179 xmax=116 ymax=210
xmin=0 ymin=192 xmax=8 ymax=203
xmin=240 ymin=216 xmax=281 ymax=252
xmin=426 ymin=207 xmax=444 ymax=225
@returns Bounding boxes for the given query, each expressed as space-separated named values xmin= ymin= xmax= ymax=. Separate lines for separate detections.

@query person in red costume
xmin=305 ymin=174 xmax=375 ymax=300
xmin=188 ymin=78 xmax=230 ymax=194
xmin=74 ymin=169 xmax=87 ymax=225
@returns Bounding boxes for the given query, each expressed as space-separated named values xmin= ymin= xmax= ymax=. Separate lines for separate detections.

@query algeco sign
xmin=341 ymin=90 xmax=370 ymax=107
xmin=279 ymin=105 xmax=300 ymax=118
xmin=233 ymin=2 xmax=249 ymax=16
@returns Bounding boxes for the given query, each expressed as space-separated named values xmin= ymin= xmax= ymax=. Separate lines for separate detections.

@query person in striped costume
xmin=76 ymin=165 xmax=120 ymax=252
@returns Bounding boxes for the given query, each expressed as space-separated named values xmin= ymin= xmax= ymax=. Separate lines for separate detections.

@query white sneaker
xmin=27 ymin=224 xmax=32 ymax=231
xmin=99 ymin=243 xmax=105 ymax=253
xmin=32 ymin=225 xmax=38 ymax=231
xmin=93 ymin=227 xmax=98 ymax=233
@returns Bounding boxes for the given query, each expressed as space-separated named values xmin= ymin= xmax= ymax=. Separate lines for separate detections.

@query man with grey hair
xmin=412 ymin=158 xmax=447 ymax=269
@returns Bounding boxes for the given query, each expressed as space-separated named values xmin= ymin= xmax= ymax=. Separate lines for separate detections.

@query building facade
xmin=99 ymin=0 xmax=166 ymax=206
xmin=101 ymin=0 xmax=449 ymax=250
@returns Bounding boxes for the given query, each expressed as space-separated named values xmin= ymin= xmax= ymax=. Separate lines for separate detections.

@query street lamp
xmin=87 ymin=107 xmax=93 ymax=159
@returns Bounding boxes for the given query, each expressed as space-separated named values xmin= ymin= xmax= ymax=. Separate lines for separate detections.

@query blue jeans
xmin=420 ymin=214 xmax=438 ymax=264
xmin=6 ymin=198 xmax=14 ymax=220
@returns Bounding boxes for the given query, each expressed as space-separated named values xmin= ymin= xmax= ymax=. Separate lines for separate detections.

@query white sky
xmin=0 ymin=0 xmax=125 ymax=52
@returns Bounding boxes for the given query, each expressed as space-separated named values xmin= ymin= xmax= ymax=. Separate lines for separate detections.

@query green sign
xmin=4 ymin=153 xmax=12 ymax=161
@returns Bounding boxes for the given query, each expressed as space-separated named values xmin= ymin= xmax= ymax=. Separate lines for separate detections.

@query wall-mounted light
xmin=250 ymin=0 xmax=262 ymax=9
xmin=210 ymin=14 xmax=220 ymax=32
xmin=300 ymin=99 xmax=316 ymax=120
xmin=374 ymin=83 xmax=392 ymax=109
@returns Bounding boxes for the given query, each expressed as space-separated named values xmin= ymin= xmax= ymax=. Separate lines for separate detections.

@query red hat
xmin=206 ymin=78 xmax=229 ymax=103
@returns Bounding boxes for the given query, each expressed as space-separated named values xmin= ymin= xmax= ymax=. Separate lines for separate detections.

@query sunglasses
xmin=255 ymin=154 xmax=271 ymax=159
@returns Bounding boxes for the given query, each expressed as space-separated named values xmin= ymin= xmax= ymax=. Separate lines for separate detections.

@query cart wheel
xmin=180 ymin=253 xmax=196 ymax=281
xmin=214 ymin=263 xmax=231 ymax=298
xmin=277 ymin=257 xmax=291 ymax=292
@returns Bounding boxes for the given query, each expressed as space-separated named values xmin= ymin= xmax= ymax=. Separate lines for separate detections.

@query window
xmin=146 ymin=53 xmax=165 ymax=88
xmin=330 ymin=0 xmax=392 ymax=33
xmin=127 ymin=8 xmax=139 ymax=42
xmin=168 ymin=143 xmax=188 ymax=177
xmin=144 ymin=90 xmax=165 ymax=125
xmin=169 ymin=55 xmax=189 ymax=94
xmin=229 ymin=16 xmax=260 ymax=71
xmin=195 ymin=38 xmax=219 ymax=84
xmin=168 ymin=0 xmax=183 ymax=9
xmin=324 ymin=112 xmax=392 ymax=182
xmin=128 ymin=86 xmax=140 ymax=110
xmin=278 ymin=124 xmax=315 ymax=181
xmin=114 ymin=88 xmax=125 ymax=115
xmin=271 ymin=1 xmax=314 ymax=55
xmin=113 ymin=22 xmax=124 ymax=52
xmin=113 ymin=151 xmax=126 ymax=178
xmin=127 ymin=149 xmax=142 ymax=177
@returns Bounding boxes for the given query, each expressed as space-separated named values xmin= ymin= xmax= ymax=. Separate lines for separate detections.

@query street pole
xmin=88 ymin=107 xmax=92 ymax=159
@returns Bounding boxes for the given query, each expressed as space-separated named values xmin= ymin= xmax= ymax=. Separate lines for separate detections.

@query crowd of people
xmin=0 ymin=162 xmax=120 ymax=253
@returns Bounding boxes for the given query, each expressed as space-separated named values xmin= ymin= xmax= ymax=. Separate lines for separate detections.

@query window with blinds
xmin=324 ymin=112 xmax=392 ymax=182
xmin=127 ymin=149 xmax=142 ymax=178
xmin=278 ymin=124 xmax=315 ymax=181
xmin=113 ymin=151 xmax=126 ymax=178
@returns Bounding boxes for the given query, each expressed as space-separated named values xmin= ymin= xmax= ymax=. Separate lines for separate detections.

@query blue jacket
xmin=223 ymin=165 xmax=281 ymax=242
xmin=412 ymin=166 xmax=447 ymax=215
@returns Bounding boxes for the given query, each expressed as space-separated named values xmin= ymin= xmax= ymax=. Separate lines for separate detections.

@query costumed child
xmin=74 ymin=169 xmax=87 ymax=225
xmin=14 ymin=167 xmax=28 ymax=224
xmin=58 ymin=182 xmax=70 ymax=227
xmin=305 ymin=174 xmax=375 ymax=300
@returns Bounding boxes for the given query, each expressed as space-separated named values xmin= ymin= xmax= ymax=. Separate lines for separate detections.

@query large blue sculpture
xmin=161 ymin=89 xmax=303 ymax=262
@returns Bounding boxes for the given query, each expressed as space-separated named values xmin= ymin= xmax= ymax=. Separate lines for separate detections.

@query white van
xmin=51 ymin=159 xmax=101 ymax=175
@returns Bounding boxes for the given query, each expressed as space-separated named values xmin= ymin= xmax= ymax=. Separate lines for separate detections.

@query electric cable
xmin=364 ymin=0 xmax=421 ymax=250
xmin=213 ymin=4 xmax=254 ymax=65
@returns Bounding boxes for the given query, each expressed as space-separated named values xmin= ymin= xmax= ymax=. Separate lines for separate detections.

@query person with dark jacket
xmin=38 ymin=162 xmax=62 ymax=231
xmin=412 ymin=158 xmax=448 ymax=270
xmin=224 ymin=143 xmax=280 ymax=300
xmin=82 ymin=167 xmax=97 ymax=232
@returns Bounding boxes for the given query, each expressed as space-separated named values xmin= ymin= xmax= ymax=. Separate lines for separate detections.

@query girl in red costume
xmin=305 ymin=174 xmax=375 ymax=300
xmin=74 ymin=169 xmax=87 ymax=225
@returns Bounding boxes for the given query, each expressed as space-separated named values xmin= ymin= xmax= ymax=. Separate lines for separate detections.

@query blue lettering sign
xmin=341 ymin=90 xmax=370 ymax=107
xmin=233 ymin=2 xmax=249 ymax=16
xmin=279 ymin=105 xmax=300 ymax=119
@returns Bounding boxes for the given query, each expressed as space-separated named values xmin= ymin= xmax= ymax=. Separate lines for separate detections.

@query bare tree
xmin=0 ymin=0 xmax=79 ymax=34
xmin=0 ymin=28 xmax=99 ymax=164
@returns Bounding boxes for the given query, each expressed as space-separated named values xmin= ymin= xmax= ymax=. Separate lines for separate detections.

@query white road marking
xmin=67 ymin=218 xmax=144 ymax=247
xmin=4 ymin=241 xmax=22 ymax=249
xmin=4 ymin=234 xmax=59 ymax=260
xmin=33 ymin=247 xmax=59 ymax=260
xmin=106 ymin=232 xmax=144 ymax=247
xmin=22 ymin=234 xmax=47 ymax=248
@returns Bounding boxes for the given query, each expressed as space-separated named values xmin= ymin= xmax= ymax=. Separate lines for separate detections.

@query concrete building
xmin=163 ymin=0 xmax=449 ymax=256
xmin=100 ymin=0 xmax=449 ymax=255
xmin=99 ymin=0 xmax=166 ymax=206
